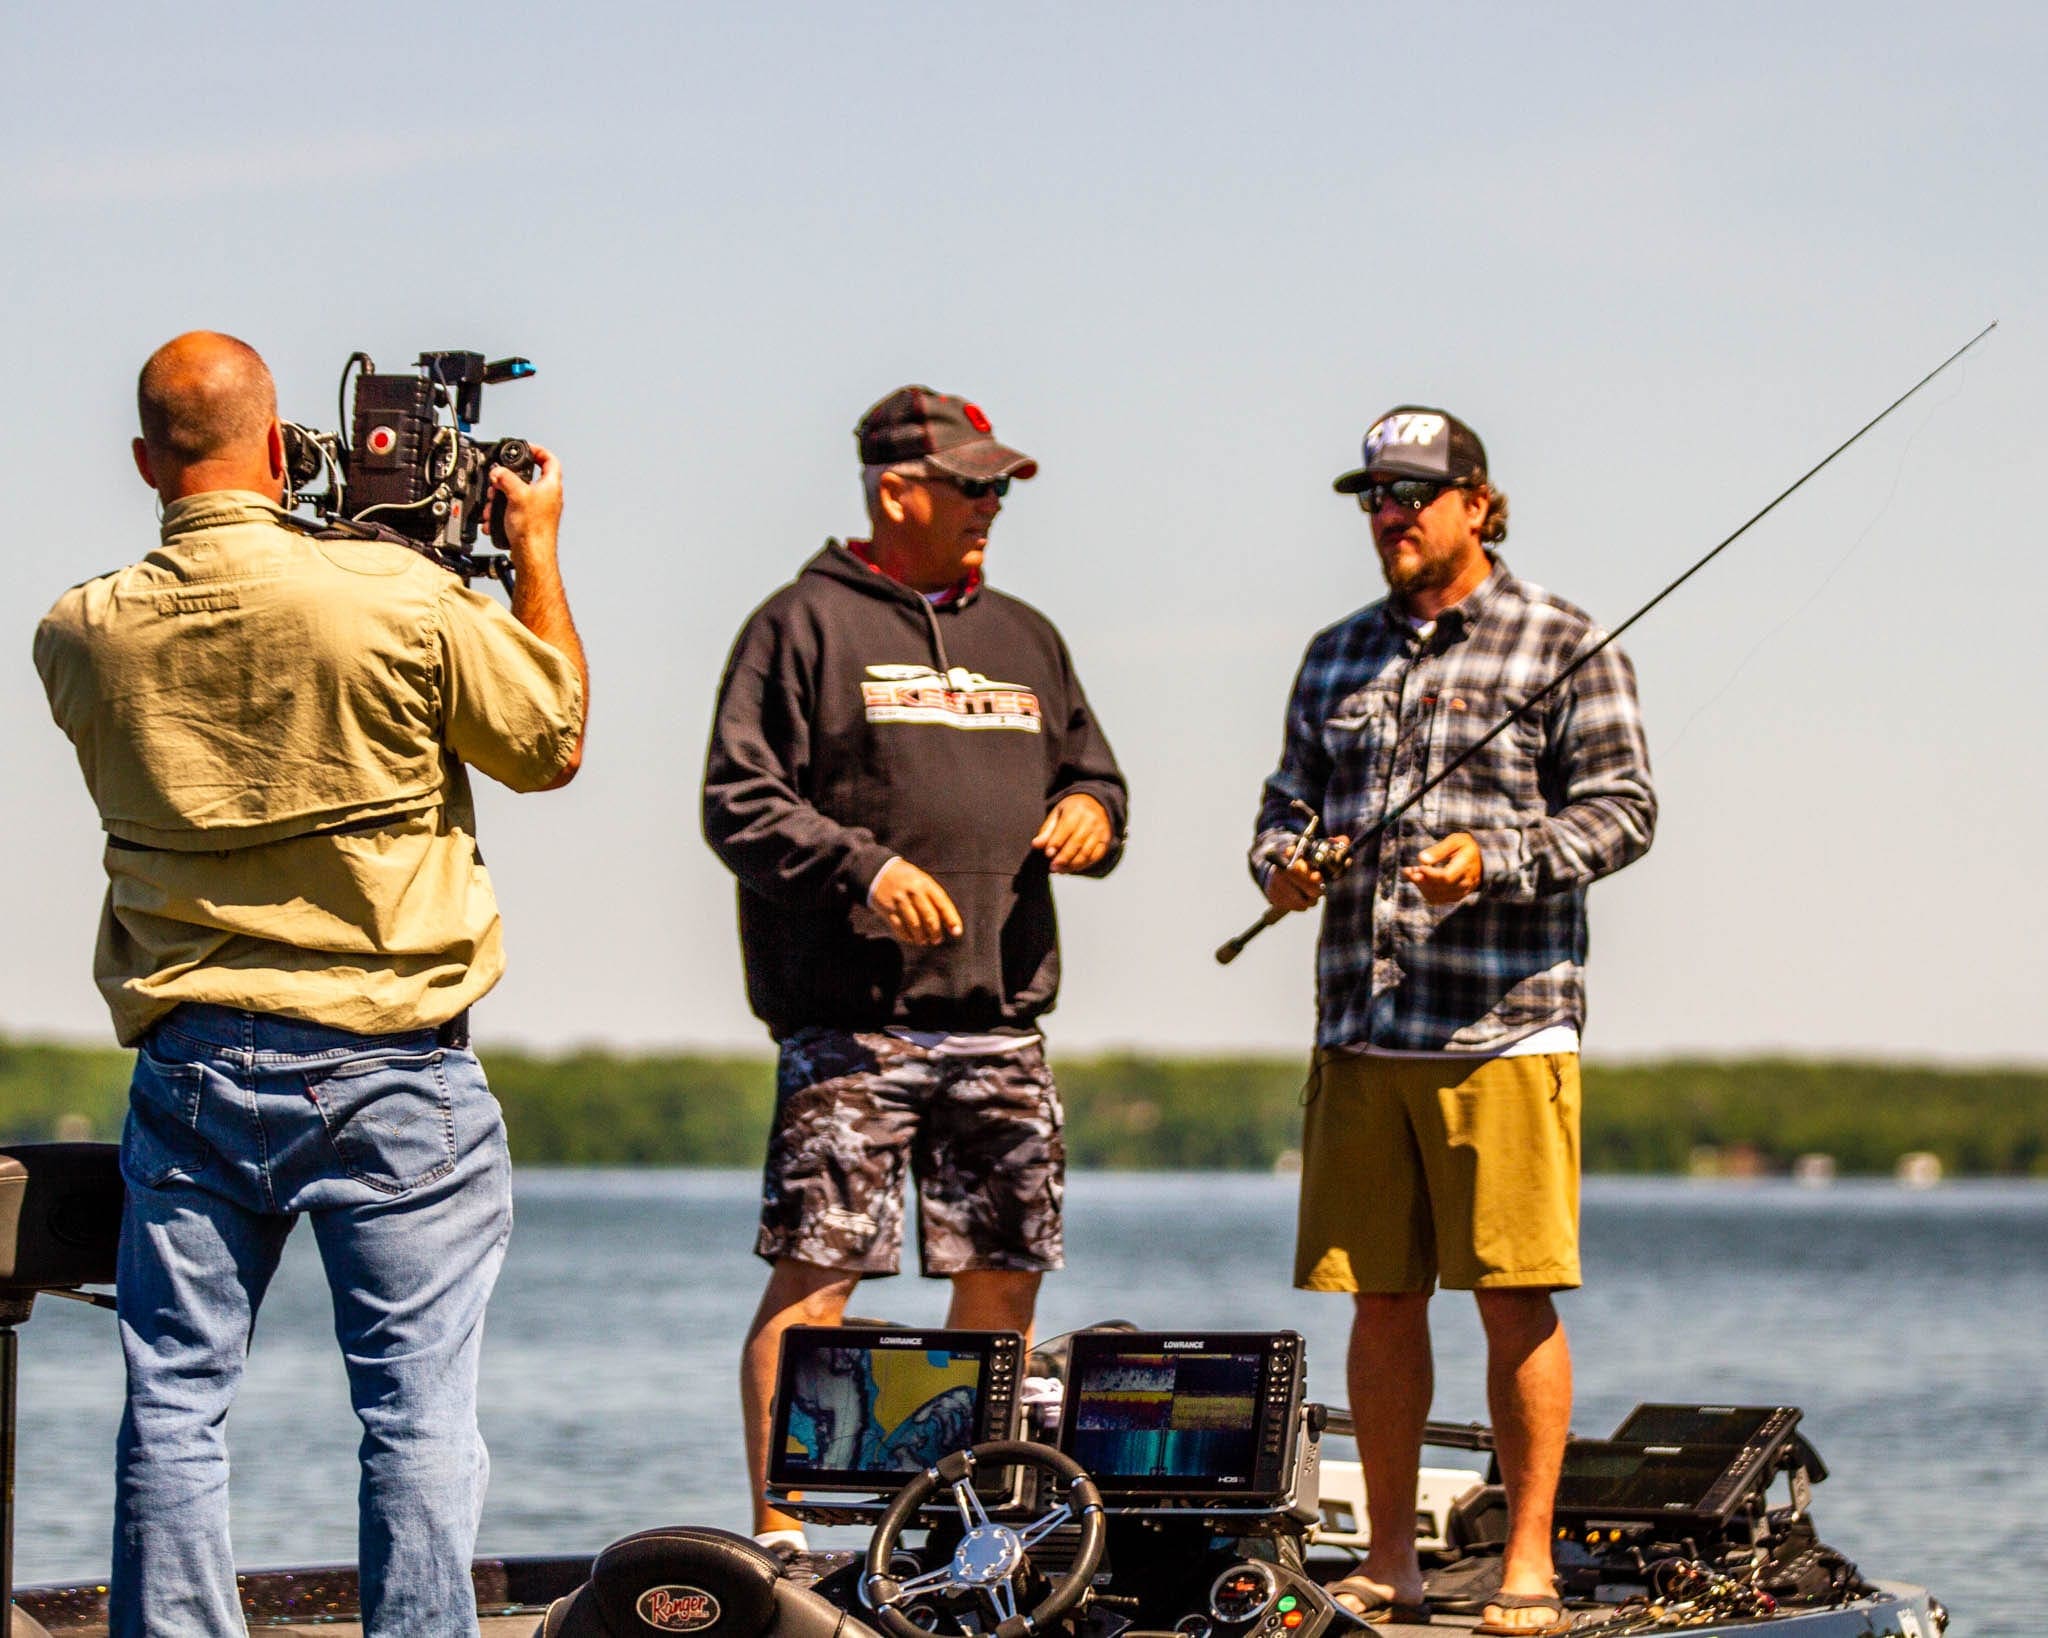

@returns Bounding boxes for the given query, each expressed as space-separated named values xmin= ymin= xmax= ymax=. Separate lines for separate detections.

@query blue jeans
xmin=111 ymin=1004 xmax=513 ymax=1638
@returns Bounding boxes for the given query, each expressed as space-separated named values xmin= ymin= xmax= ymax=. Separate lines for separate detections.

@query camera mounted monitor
xmin=1057 ymin=1330 xmax=1307 ymax=1507
xmin=768 ymin=1327 xmax=1022 ymax=1495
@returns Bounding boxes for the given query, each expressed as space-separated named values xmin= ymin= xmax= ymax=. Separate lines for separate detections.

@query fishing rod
xmin=1216 ymin=320 xmax=2000 ymax=965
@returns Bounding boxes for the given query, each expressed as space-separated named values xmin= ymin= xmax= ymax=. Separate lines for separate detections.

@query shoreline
xmin=6 ymin=1037 xmax=2044 ymax=1178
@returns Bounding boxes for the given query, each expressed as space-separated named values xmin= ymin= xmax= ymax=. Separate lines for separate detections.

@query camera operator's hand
xmin=1263 ymin=856 xmax=1328 ymax=913
xmin=488 ymin=442 xmax=565 ymax=565
xmin=869 ymin=858 xmax=964 ymax=946
xmin=488 ymin=443 xmax=589 ymax=788
xmin=1032 ymin=793 xmax=1112 ymax=874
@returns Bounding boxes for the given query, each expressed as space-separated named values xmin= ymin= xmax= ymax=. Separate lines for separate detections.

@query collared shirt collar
xmin=159 ymin=489 xmax=287 ymax=544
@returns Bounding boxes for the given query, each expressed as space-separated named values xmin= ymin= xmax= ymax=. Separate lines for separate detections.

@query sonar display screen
xmin=772 ymin=1329 xmax=991 ymax=1490
xmin=1555 ymin=1442 xmax=1739 ymax=1513
xmin=1064 ymin=1344 xmax=1263 ymax=1488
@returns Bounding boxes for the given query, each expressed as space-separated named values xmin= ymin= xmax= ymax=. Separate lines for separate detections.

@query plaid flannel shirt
xmin=1252 ymin=558 xmax=1655 ymax=1052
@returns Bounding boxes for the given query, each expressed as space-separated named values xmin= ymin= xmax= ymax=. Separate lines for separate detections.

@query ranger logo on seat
xmin=636 ymin=1586 xmax=721 ymax=1632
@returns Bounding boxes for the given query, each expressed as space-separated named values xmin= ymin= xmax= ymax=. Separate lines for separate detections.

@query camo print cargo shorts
xmin=756 ymin=1027 xmax=1066 ymax=1277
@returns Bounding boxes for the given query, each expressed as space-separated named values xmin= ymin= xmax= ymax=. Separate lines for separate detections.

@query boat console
xmin=544 ymin=1327 xmax=1345 ymax=1638
xmin=539 ymin=1325 xmax=1948 ymax=1638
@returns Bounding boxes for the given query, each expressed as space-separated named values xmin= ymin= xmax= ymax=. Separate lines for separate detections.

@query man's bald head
xmin=132 ymin=332 xmax=283 ymax=502
xmin=137 ymin=332 xmax=276 ymax=462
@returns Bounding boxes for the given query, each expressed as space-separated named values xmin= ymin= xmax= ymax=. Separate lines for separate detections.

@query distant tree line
xmin=2 ymin=1035 xmax=2042 ymax=1176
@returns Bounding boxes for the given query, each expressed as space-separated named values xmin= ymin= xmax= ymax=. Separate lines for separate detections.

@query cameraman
xmin=33 ymin=331 xmax=587 ymax=1638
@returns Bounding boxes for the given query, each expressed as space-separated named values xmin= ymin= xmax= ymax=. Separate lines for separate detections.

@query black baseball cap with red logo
xmin=855 ymin=386 xmax=1039 ymax=481
xmin=1332 ymin=405 xmax=1488 ymax=493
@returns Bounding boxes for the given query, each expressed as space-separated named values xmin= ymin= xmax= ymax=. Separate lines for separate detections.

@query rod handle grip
xmin=1215 ymin=906 xmax=1287 ymax=965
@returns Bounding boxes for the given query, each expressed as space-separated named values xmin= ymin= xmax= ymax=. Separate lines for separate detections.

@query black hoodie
xmin=704 ymin=543 xmax=1127 ymax=1040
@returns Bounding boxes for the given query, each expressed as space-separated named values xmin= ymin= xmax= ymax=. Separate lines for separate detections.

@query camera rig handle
xmin=420 ymin=351 xmax=534 ymax=431
xmin=484 ymin=437 xmax=537 ymax=559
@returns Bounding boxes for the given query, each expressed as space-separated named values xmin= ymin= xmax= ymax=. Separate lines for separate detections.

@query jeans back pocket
xmin=123 ymin=1047 xmax=209 ymax=1188
xmin=303 ymin=1049 xmax=456 ymax=1195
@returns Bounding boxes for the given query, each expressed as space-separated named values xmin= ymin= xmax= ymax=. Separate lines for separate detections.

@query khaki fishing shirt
xmin=34 ymin=491 xmax=584 ymax=1046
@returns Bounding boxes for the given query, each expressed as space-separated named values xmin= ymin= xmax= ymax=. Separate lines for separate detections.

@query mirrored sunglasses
xmin=1355 ymin=478 xmax=1469 ymax=513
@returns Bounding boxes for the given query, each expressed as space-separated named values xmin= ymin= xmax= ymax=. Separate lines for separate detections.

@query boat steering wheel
xmin=861 ymin=1440 xmax=1106 ymax=1638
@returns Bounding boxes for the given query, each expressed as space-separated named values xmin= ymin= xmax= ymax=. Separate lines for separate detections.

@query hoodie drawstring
xmin=918 ymin=597 xmax=951 ymax=673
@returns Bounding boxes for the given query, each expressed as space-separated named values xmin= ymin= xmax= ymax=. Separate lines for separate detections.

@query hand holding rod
xmin=1216 ymin=803 xmax=1321 ymax=963
xmin=1214 ymin=320 xmax=1999 ymax=965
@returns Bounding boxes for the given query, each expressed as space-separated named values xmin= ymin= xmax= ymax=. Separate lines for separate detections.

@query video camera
xmin=283 ymin=350 xmax=537 ymax=587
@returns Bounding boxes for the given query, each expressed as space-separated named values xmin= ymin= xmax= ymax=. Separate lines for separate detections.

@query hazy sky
xmin=5 ymin=2 xmax=2042 ymax=1061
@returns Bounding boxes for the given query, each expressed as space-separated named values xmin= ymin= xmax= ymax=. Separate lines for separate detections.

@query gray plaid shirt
xmin=1252 ymin=558 xmax=1656 ymax=1052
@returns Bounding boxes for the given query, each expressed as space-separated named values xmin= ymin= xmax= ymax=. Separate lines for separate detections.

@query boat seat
xmin=539 ymin=1526 xmax=876 ymax=1638
xmin=0 ymin=1143 xmax=123 ymax=1296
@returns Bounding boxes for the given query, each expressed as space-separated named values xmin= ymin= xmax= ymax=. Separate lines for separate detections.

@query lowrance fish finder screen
xmin=769 ymin=1327 xmax=1020 ymax=1493
xmin=1059 ymin=1331 xmax=1302 ymax=1498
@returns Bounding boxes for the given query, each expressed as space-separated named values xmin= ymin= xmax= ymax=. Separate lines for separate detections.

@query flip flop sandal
xmin=1474 ymin=1591 xmax=1572 ymax=1636
xmin=1327 ymin=1575 xmax=1433 ymax=1627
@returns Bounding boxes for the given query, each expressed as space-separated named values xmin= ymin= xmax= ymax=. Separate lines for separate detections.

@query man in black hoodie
xmin=704 ymin=386 xmax=1128 ymax=1543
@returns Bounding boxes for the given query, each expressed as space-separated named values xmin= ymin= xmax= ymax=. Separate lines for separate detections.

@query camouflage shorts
xmin=756 ymin=1027 xmax=1066 ymax=1277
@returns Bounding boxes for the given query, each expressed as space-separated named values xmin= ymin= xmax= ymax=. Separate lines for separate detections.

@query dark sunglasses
xmin=930 ymin=473 xmax=1011 ymax=500
xmin=1355 ymin=478 xmax=1471 ymax=513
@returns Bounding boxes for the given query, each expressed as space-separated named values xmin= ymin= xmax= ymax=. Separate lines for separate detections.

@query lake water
xmin=12 ymin=1173 xmax=2045 ymax=1634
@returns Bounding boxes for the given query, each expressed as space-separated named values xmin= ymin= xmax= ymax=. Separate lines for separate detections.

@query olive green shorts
xmin=1294 ymin=1049 xmax=1582 ymax=1293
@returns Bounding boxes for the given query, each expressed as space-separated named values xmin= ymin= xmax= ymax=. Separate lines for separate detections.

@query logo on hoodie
xmin=862 ymin=664 xmax=1042 ymax=733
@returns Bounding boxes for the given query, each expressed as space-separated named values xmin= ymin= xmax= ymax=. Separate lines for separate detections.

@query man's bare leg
xmin=945 ymin=1268 xmax=1042 ymax=1349
xmin=741 ymin=1258 xmax=862 ymax=1535
xmin=1475 ymin=1288 xmax=1572 ymax=1632
xmin=1341 ymin=1291 xmax=1434 ymax=1611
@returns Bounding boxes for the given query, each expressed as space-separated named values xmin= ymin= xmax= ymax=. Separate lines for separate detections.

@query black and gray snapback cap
xmin=1332 ymin=406 xmax=1488 ymax=493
